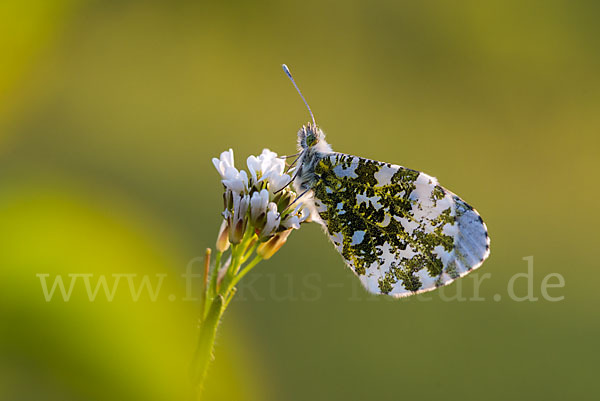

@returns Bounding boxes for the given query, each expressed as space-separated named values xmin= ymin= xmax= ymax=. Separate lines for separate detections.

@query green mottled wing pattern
xmin=309 ymin=153 xmax=490 ymax=297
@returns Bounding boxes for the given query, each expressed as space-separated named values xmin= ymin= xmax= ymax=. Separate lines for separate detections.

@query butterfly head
xmin=298 ymin=122 xmax=330 ymax=152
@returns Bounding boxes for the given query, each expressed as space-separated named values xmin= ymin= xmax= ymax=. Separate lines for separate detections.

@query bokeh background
xmin=1 ymin=1 xmax=599 ymax=400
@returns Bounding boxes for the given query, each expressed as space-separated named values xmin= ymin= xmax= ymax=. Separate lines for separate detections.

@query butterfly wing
xmin=308 ymin=153 xmax=490 ymax=297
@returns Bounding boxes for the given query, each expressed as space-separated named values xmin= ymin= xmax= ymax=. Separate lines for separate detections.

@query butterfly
xmin=283 ymin=64 xmax=490 ymax=297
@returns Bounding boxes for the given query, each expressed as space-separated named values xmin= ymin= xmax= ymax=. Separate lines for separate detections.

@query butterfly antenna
xmin=282 ymin=64 xmax=316 ymax=126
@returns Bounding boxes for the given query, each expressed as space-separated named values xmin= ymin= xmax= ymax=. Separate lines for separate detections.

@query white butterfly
xmin=283 ymin=65 xmax=490 ymax=297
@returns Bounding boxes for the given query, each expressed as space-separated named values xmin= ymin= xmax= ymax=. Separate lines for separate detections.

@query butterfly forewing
xmin=310 ymin=153 xmax=490 ymax=297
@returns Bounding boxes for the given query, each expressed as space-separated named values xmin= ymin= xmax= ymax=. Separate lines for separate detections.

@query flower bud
xmin=229 ymin=194 xmax=249 ymax=244
xmin=249 ymin=189 xmax=269 ymax=225
xmin=224 ymin=189 xmax=234 ymax=211
xmin=272 ymin=192 xmax=282 ymax=205
xmin=277 ymin=191 xmax=294 ymax=212
xmin=256 ymin=229 xmax=292 ymax=260
xmin=229 ymin=219 xmax=245 ymax=244
xmin=216 ymin=219 xmax=230 ymax=252
xmin=259 ymin=203 xmax=280 ymax=240
xmin=254 ymin=212 xmax=267 ymax=232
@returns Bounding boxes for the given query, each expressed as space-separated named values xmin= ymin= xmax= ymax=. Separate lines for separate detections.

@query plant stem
xmin=228 ymin=255 xmax=262 ymax=291
xmin=192 ymin=231 xmax=262 ymax=399
xmin=192 ymin=294 xmax=223 ymax=397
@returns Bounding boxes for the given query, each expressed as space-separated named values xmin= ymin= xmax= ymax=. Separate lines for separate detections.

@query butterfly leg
xmin=284 ymin=154 xmax=302 ymax=173
xmin=277 ymin=188 xmax=311 ymax=218
xmin=277 ymin=152 xmax=301 ymax=159
xmin=274 ymin=165 xmax=303 ymax=194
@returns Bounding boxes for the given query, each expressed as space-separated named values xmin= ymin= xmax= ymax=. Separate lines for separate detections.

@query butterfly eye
xmin=306 ymin=133 xmax=317 ymax=147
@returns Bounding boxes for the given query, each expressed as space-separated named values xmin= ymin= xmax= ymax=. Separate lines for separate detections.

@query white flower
xmin=281 ymin=200 xmax=310 ymax=229
xmin=260 ymin=202 xmax=280 ymax=240
xmin=214 ymin=148 xmax=309 ymax=249
xmin=260 ymin=149 xmax=285 ymax=178
xmin=246 ymin=155 xmax=263 ymax=184
xmin=281 ymin=214 xmax=300 ymax=230
xmin=222 ymin=169 xmax=248 ymax=194
xmin=294 ymin=202 xmax=310 ymax=223
xmin=247 ymin=148 xmax=286 ymax=187
xmin=212 ymin=149 xmax=235 ymax=178
xmin=250 ymin=189 xmax=269 ymax=223
xmin=213 ymin=149 xmax=249 ymax=194
xmin=267 ymin=172 xmax=292 ymax=194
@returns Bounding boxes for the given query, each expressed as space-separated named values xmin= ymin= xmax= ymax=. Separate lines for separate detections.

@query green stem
xmin=192 ymin=294 xmax=223 ymax=397
xmin=223 ymin=287 xmax=237 ymax=310
xmin=219 ymin=232 xmax=256 ymax=294
xmin=203 ymin=251 xmax=223 ymax=319
xmin=199 ymin=249 xmax=211 ymax=323
xmin=192 ymin=231 xmax=263 ymax=399
xmin=228 ymin=254 xmax=262 ymax=291
xmin=240 ymin=241 xmax=258 ymax=264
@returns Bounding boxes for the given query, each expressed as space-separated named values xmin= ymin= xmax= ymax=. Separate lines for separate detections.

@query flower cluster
xmin=213 ymin=149 xmax=308 ymax=259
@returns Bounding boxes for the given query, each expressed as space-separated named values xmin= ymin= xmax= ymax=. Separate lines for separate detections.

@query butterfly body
xmin=294 ymin=123 xmax=333 ymax=191
xmin=293 ymin=122 xmax=490 ymax=297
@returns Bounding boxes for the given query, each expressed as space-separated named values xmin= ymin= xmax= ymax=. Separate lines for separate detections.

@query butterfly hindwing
xmin=309 ymin=153 xmax=490 ymax=297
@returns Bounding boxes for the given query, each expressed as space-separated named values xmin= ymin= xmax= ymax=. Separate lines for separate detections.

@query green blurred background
xmin=1 ymin=1 xmax=598 ymax=400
